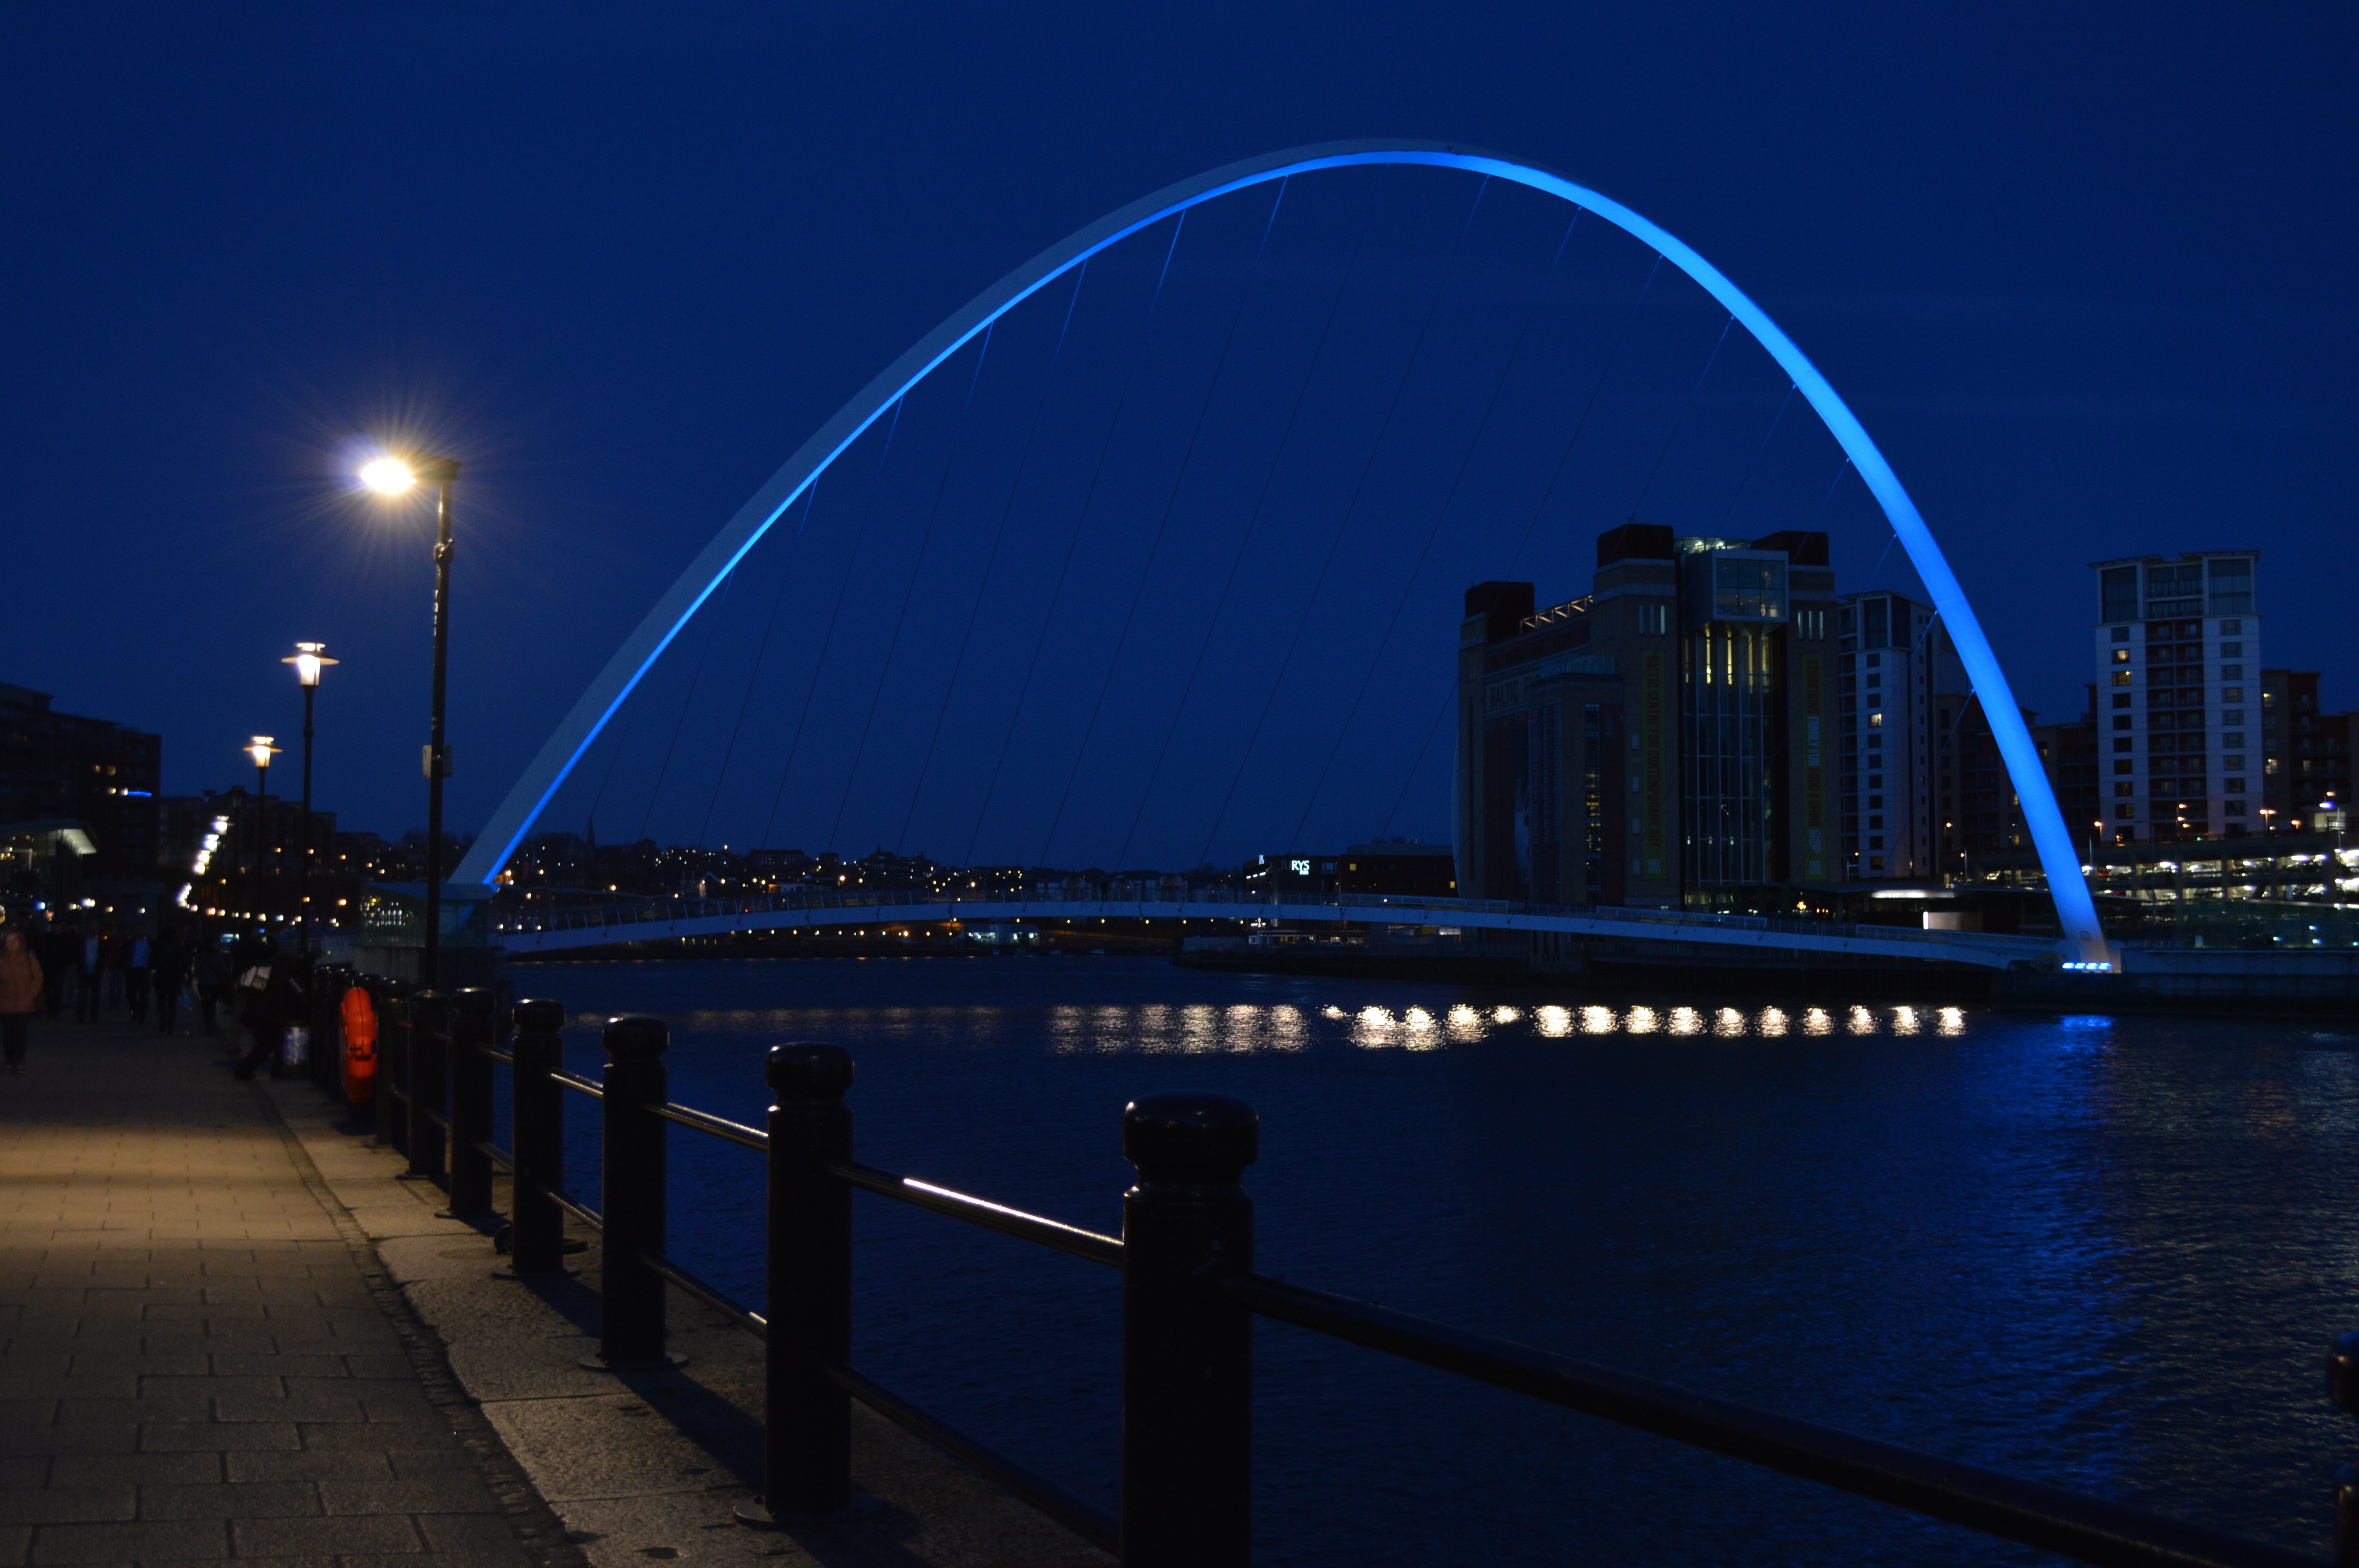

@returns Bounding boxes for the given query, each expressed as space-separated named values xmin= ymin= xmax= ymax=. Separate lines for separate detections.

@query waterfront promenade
xmin=0 ymin=1013 xmax=562 ymax=1565
xmin=0 ymin=1012 xmax=1107 ymax=1568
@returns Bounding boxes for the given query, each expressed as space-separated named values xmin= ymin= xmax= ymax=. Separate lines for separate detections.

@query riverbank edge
xmin=258 ymin=1076 xmax=1113 ymax=1568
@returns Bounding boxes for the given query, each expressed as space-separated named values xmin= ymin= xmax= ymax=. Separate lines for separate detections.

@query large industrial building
xmin=1452 ymin=523 xmax=1841 ymax=910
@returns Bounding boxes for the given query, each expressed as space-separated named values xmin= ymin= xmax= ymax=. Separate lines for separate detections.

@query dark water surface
xmin=525 ymin=955 xmax=2359 ymax=1565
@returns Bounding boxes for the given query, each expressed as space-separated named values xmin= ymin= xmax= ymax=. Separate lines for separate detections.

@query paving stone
xmin=225 ymin=1449 xmax=392 ymax=1483
xmin=137 ymin=1479 xmax=322 ymax=1518
xmin=22 ymin=1515 xmax=225 ymax=1563
xmin=210 ymin=1353 xmax=345 ymax=1378
xmin=0 ymin=1486 xmax=133 ymax=1525
xmin=0 ymin=1429 xmax=131 ymax=1458
xmin=414 ymin=1511 xmax=536 ymax=1561
xmin=229 ymin=1511 xmax=424 ymax=1555
xmin=46 ymin=1452 xmax=220 ymax=1487
xmin=138 ymin=1421 xmax=303 ymax=1452
xmin=318 ymin=1475 xmax=502 ymax=1515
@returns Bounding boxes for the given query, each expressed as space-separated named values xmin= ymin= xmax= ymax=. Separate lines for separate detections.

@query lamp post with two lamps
xmin=360 ymin=453 xmax=461 ymax=987
xmin=282 ymin=644 xmax=336 ymax=954
xmin=245 ymin=737 xmax=280 ymax=929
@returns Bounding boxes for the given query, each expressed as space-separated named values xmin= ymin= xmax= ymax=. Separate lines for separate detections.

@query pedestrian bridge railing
xmin=488 ymin=887 xmax=2060 ymax=967
xmin=309 ymin=977 xmax=2331 ymax=1567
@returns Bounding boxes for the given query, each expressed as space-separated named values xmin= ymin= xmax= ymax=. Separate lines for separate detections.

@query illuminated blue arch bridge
xmin=451 ymin=142 xmax=2112 ymax=972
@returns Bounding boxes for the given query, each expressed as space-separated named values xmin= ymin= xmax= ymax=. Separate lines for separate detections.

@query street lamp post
xmin=362 ymin=453 xmax=462 ymax=988
xmin=282 ymin=644 xmax=337 ymax=955
xmin=246 ymin=737 xmax=280 ymax=930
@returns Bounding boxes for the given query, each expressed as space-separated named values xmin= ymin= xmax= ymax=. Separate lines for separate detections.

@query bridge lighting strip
xmin=454 ymin=140 xmax=2105 ymax=963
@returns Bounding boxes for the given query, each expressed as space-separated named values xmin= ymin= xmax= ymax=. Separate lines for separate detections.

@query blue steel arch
xmin=455 ymin=140 xmax=2108 ymax=962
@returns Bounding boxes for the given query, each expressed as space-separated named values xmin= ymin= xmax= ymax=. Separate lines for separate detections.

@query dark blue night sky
xmin=4 ymin=4 xmax=2352 ymax=866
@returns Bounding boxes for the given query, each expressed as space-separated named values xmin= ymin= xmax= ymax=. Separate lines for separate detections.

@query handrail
xmin=814 ymin=1355 xmax=1120 ymax=1553
xmin=550 ymin=1069 xmax=604 ymax=1099
xmin=639 ymin=1249 xmax=766 ymax=1339
xmin=488 ymin=884 xmax=2060 ymax=961
xmin=827 ymin=1158 xmax=1123 ymax=1269
xmin=649 ymin=1101 xmax=767 ymax=1151
xmin=1214 ymin=1270 xmax=2321 ymax=1568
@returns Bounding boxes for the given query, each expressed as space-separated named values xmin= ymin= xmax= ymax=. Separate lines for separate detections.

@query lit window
xmin=2112 ymin=671 xmax=2132 ymax=686
xmin=2111 ymin=648 xmax=2130 ymax=664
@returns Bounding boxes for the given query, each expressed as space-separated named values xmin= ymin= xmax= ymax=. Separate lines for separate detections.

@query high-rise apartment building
xmin=1835 ymin=590 xmax=1957 ymax=879
xmin=1454 ymin=522 xmax=1840 ymax=909
xmin=2090 ymin=551 xmax=2261 ymax=842
xmin=2260 ymin=670 xmax=2351 ymax=830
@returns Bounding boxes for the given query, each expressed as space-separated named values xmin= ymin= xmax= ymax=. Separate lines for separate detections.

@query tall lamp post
xmin=361 ymin=453 xmax=462 ymax=988
xmin=246 ymin=737 xmax=280 ymax=930
xmin=282 ymin=644 xmax=337 ymax=954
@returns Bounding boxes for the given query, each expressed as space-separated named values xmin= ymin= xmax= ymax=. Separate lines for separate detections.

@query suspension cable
xmin=823 ymin=326 xmax=997 ymax=854
xmin=962 ymin=213 xmax=1190 ymax=869
xmin=1283 ymin=210 xmax=1583 ymax=850
xmin=1036 ymin=181 xmax=1290 ymax=869
xmin=756 ymin=397 xmax=908 ymax=850
xmin=634 ymin=569 xmax=735 ymax=847
xmin=1716 ymin=382 xmax=1798 ymax=531
xmin=694 ymin=484 xmax=818 ymax=848
xmin=1629 ymin=312 xmax=1736 ymax=519
xmin=1193 ymin=177 xmax=1492 ymax=867
xmin=1499 ymin=253 xmax=1665 ymax=577
xmin=1107 ymin=171 xmax=1391 ymax=874
xmin=894 ymin=268 xmax=1090 ymax=856
xmin=1373 ymin=253 xmax=1676 ymax=841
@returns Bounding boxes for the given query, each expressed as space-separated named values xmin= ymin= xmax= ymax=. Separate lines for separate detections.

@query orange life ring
xmin=340 ymin=985 xmax=378 ymax=1105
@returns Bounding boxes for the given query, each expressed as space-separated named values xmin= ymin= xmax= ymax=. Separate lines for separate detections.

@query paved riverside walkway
xmin=0 ymin=1013 xmax=563 ymax=1567
xmin=1 ymin=1011 xmax=1107 ymax=1568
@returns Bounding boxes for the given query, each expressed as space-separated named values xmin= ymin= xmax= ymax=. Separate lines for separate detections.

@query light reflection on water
xmin=545 ymin=960 xmax=2359 ymax=1567
xmin=702 ymin=998 xmax=2020 ymax=1054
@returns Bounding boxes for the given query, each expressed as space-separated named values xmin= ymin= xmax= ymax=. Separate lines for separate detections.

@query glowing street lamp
xmin=246 ymin=737 xmax=280 ymax=929
xmin=282 ymin=643 xmax=337 ymax=954
xmin=360 ymin=450 xmax=462 ymax=987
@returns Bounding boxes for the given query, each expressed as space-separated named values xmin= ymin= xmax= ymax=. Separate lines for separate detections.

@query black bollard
xmin=738 ymin=1044 xmax=860 ymax=1528
xmin=506 ymin=999 xmax=569 ymax=1276
xmin=443 ymin=988 xmax=497 ymax=1219
xmin=406 ymin=991 xmax=448 ymax=1181
xmin=2329 ymin=1330 xmax=2359 ymax=1565
xmin=377 ymin=978 xmax=413 ymax=1155
xmin=597 ymin=1016 xmax=672 ymax=1370
xmin=1121 ymin=1093 xmax=1257 ymax=1568
xmin=367 ymin=977 xmax=404 ymax=1149
xmin=311 ymin=962 xmax=352 ymax=1094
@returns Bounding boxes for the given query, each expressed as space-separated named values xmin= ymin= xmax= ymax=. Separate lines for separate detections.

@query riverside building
xmin=2090 ymin=551 xmax=2261 ymax=842
xmin=1835 ymin=590 xmax=1959 ymax=880
xmin=1452 ymin=522 xmax=1840 ymax=910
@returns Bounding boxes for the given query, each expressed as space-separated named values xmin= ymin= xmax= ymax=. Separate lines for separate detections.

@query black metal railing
xmin=307 ymin=980 xmax=2341 ymax=1568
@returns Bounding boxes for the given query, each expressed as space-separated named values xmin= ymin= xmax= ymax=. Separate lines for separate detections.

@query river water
xmin=523 ymin=955 xmax=2359 ymax=1565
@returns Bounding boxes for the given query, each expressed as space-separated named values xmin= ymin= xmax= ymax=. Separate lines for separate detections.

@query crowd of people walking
xmin=0 ymin=914 xmax=307 ymax=1076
